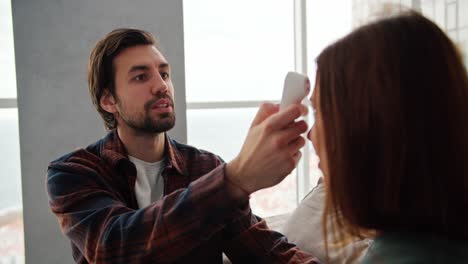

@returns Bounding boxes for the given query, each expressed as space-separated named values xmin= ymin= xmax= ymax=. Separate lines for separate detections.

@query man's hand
xmin=226 ymin=103 xmax=308 ymax=196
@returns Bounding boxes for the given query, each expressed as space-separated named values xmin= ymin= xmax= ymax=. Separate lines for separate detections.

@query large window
xmin=0 ymin=0 xmax=24 ymax=263
xmin=183 ymin=0 xmax=300 ymax=217
xmin=1 ymin=1 xmax=466 ymax=262
xmin=184 ymin=0 xmax=468 ymax=218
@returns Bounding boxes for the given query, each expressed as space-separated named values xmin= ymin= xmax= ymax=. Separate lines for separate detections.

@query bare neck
xmin=117 ymin=126 xmax=166 ymax=163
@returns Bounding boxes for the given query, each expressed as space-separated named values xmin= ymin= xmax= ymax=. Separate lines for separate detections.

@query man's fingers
xmin=283 ymin=150 xmax=303 ymax=173
xmin=251 ymin=103 xmax=279 ymax=127
xmin=286 ymin=136 xmax=306 ymax=154
xmin=278 ymin=120 xmax=308 ymax=144
xmin=266 ymin=104 xmax=308 ymax=131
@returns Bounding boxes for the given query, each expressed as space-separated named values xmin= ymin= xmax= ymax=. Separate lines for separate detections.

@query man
xmin=46 ymin=29 xmax=318 ymax=263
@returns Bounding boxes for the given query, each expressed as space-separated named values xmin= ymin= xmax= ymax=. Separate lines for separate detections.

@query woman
xmin=308 ymin=11 xmax=468 ymax=263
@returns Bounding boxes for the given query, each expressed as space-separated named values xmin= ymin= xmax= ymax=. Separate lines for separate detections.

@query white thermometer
xmin=279 ymin=71 xmax=311 ymax=111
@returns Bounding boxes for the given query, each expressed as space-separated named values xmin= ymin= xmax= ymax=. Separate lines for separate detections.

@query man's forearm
xmin=223 ymin=217 xmax=321 ymax=264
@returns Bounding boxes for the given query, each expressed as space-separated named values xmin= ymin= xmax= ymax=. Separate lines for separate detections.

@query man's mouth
xmin=149 ymin=98 xmax=173 ymax=113
xmin=153 ymin=103 xmax=170 ymax=109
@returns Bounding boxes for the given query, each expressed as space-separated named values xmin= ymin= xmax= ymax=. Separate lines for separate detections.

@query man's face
xmin=111 ymin=45 xmax=175 ymax=134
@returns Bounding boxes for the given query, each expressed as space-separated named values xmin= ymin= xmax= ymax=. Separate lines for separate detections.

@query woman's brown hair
xmin=316 ymin=11 xmax=468 ymax=244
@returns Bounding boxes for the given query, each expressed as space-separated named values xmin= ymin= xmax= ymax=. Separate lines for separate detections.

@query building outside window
xmin=352 ymin=0 xmax=467 ymax=66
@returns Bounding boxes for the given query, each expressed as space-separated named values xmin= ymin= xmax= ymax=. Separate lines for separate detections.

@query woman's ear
xmin=100 ymin=90 xmax=118 ymax=114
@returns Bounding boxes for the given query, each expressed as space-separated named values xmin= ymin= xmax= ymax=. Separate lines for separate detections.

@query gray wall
xmin=12 ymin=1 xmax=187 ymax=263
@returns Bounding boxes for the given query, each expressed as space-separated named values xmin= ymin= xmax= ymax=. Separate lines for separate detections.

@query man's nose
xmin=151 ymin=73 xmax=168 ymax=94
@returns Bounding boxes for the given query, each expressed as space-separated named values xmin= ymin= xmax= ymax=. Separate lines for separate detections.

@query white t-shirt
xmin=128 ymin=155 xmax=165 ymax=208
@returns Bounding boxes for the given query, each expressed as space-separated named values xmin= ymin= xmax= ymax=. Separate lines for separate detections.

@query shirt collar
xmin=101 ymin=129 xmax=187 ymax=176
xmin=163 ymin=135 xmax=187 ymax=176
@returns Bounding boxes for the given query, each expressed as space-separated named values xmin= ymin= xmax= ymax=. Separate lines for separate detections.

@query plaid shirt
xmin=47 ymin=130 xmax=319 ymax=263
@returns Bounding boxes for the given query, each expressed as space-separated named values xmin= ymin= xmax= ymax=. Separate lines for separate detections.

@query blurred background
xmin=1 ymin=0 xmax=466 ymax=263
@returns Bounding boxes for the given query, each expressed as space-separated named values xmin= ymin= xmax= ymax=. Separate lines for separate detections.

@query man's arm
xmin=222 ymin=213 xmax=321 ymax=263
xmin=48 ymin=103 xmax=311 ymax=263
xmin=47 ymin=163 xmax=248 ymax=263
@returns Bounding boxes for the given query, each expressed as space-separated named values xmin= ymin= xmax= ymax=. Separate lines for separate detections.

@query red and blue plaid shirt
xmin=47 ymin=130 xmax=319 ymax=263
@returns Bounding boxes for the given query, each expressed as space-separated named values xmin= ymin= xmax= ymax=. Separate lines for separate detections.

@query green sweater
xmin=361 ymin=232 xmax=468 ymax=264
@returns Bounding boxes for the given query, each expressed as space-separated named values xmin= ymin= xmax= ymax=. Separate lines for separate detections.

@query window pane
xmin=421 ymin=1 xmax=435 ymax=18
xmin=0 ymin=0 xmax=17 ymax=99
xmin=446 ymin=3 xmax=457 ymax=30
xmin=183 ymin=0 xmax=294 ymax=102
xmin=460 ymin=0 xmax=468 ymax=28
xmin=187 ymin=108 xmax=297 ymax=217
xmin=307 ymin=0 xmax=352 ymax=85
xmin=0 ymin=108 xmax=24 ymax=263
xmin=420 ymin=0 xmax=468 ymax=69
xmin=434 ymin=0 xmax=446 ymax=28
xmin=351 ymin=0 xmax=412 ymax=29
xmin=187 ymin=108 xmax=255 ymax=162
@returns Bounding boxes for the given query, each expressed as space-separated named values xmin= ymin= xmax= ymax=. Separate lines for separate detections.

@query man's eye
xmin=161 ymin=72 xmax=170 ymax=80
xmin=134 ymin=74 xmax=147 ymax=81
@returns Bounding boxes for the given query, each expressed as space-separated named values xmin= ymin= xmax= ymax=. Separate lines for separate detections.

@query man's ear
xmin=100 ymin=90 xmax=118 ymax=114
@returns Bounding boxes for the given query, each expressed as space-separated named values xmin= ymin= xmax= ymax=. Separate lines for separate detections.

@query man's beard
xmin=118 ymin=97 xmax=176 ymax=134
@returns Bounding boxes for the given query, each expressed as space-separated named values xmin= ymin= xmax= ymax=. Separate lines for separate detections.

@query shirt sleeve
xmin=47 ymin=162 xmax=249 ymax=263
xmin=222 ymin=212 xmax=321 ymax=264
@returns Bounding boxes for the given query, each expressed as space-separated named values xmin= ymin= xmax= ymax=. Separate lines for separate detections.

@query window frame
xmin=185 ymin=0 xmax=313 ymax=207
